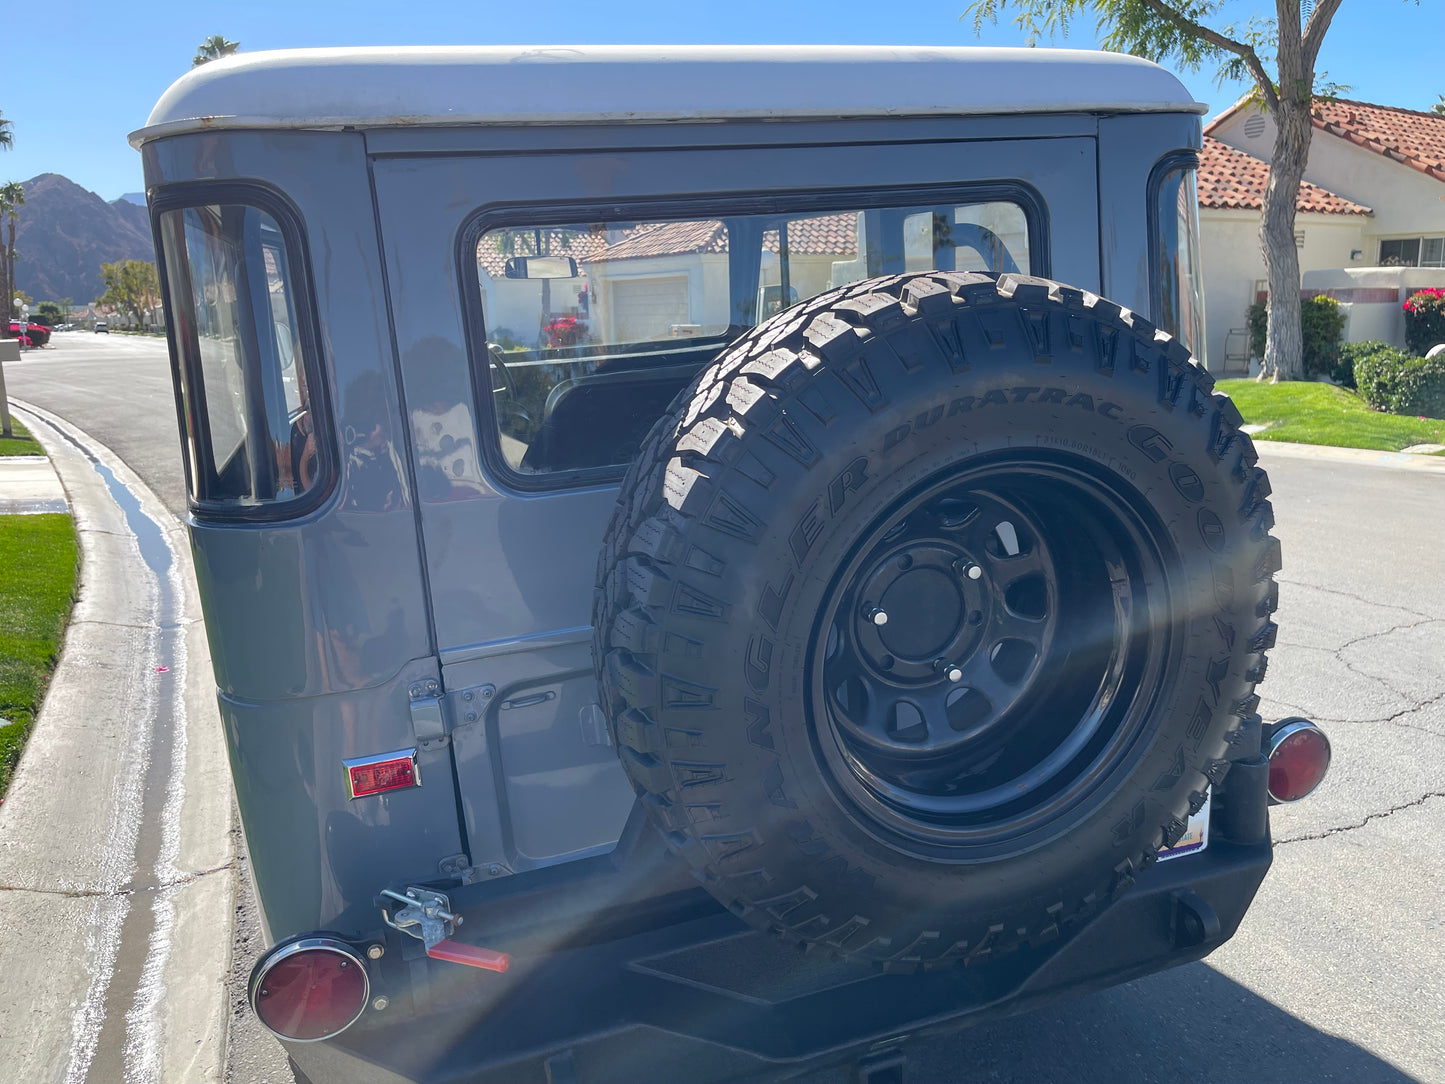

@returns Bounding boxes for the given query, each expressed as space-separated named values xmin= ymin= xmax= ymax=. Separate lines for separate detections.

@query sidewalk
xmin=0 ymin=403 xmax=233 ymax=1084
xmin=0 ymin=453 xmax=70 ymax=514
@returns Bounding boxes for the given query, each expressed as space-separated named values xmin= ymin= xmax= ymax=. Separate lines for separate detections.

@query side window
xmin=159 ymin=202 xmax=326 ymax=513
xmin=474 ymin=197 xmax=1032 ymax=482
xmin=1152 ymin=161 xmax=1205 ymax=359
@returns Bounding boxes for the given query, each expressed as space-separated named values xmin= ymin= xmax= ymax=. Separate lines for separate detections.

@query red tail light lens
xmin=250 ymin=938 xmax=370 ymax=1041
xmin=1267 ymin=720 xmax=1331 ymax=803
xmin=344 ymin=748 xmax=420 ymax=799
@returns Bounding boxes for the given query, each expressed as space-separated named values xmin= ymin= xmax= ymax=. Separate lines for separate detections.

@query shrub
xmin=1355 ymin=345 xmax=1445 ymax=418
xmin=1246 ymin=295 xmax=1346 ymax=379
xmin=1403 ymin=287 xmax=1445 ymax=356
xmin=1335 ymin=340 xmax=1395 ymax=389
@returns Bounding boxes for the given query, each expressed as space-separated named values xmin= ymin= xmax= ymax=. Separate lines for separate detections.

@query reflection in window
xmin=1155 ymin=166 xmax=1205 ymax=359
xmin=476 ymin=200 xmax=1031 ymax=477
xmin=159 ymin=204 xmax=320 ymax=508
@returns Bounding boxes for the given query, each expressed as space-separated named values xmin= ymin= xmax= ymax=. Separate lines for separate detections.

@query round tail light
xmin=249 ymin=937 xmax=370 ymax=1042
xmin=1266 ymin=719 xmax=1331 ymax=803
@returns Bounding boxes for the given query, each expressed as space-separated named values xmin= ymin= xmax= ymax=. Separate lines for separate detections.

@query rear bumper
xmin=286 ymin=832 xmax=1271 ymax=1084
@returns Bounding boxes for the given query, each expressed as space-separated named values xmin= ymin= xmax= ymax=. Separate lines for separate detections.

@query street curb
xmin=0 ymin=399 xmax=234 ymax=1084
xmin=1253 ymin=438 xmax=1445 ymax=472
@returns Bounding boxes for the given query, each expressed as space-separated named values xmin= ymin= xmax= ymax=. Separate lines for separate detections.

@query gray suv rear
xmin=134 ymin=45 xmax=1330 ymax=1084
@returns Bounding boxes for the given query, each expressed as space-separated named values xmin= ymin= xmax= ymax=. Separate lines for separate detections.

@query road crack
xmin=1276 ymin=791 xmax=1445 ymax=845
xmin=1275 ymin=577 xmax=1436 ymax=622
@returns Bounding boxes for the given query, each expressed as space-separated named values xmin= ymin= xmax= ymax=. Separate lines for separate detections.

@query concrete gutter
xmin=0 ymin=401 xmax=233 ymax=1084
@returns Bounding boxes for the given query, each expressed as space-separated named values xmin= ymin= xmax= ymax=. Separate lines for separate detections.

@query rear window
xmin=159 ymin=201 xmax=327 ymax=514
xmin=474 ymin=197 xmax=1032 ymax=480
xmin=1152 ymin=160 xmax=1205 ymax=359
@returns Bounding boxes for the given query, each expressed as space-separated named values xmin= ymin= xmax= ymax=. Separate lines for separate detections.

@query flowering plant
xmin=544 ymin=316 xmax=586 ymax=348
xmin=1403 ymin=287 xmax=1445 ymax=356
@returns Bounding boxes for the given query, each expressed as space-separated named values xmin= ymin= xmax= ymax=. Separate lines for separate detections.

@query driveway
xmin=8 ymin=332 xmax=1444 ymax=1083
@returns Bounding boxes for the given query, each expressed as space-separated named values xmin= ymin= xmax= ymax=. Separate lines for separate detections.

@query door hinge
xmin=408 ymin=679 xmax=447 ymax=748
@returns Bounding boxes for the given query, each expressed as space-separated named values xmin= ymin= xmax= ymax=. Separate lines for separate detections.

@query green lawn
xmin=0 ymin=416 xmax=45 ymax=457
xmin=1216 ymin=379 xmax=1445 ymax=453
xmin=0 ymin=514 xmax=79 ymax=797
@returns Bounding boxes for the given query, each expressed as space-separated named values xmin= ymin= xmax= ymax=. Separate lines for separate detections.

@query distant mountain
xmin=12 ymin=174 xmax=156 ymax=305
xmin=120 ymin=192 xmax=147 ymax=206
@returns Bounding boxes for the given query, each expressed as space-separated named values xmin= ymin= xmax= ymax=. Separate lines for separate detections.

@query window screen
xmin=475 ymin=199 xmax=1031 ymax=479
xmin=159 ymin=203 xmax=324 ymax=511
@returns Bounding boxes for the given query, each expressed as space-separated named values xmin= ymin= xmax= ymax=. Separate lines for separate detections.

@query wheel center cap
xmin=878 ymin=569 xmax=962 ymax=659
xmin=855 ymin=542 xmax=982 ymax=677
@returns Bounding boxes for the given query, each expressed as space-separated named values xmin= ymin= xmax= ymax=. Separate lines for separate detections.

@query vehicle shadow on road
xmin=797 ymin=960 xmax=1417 ymax=1084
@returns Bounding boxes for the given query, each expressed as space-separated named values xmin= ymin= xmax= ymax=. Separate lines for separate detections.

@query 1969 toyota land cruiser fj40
xmin=134 ymin=45 xmax=1332 ymax=1084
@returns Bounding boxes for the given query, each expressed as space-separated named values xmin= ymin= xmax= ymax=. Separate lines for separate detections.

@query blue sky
xmin=2 ymin=0 xmax=1440 ymax=201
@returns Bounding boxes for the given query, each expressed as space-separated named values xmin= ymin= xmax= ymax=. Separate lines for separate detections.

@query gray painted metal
xmin=141 ymin=108 xmax=1200 ymax=943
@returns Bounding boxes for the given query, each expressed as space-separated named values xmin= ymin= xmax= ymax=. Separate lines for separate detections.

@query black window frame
xmin=457 ymin=180 xmax=1049 ymax=493
xmin=1147 ymin=150 xmax=1204 ymax=357
xmin=151 ymin=182 xmax=337 ymax=523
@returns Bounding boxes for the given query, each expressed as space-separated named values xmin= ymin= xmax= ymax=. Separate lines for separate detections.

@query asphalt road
xmin=9 ymin=331 xmax=1445 ymax=1083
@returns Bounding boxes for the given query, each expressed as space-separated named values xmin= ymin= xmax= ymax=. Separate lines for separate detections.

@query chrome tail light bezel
xmin=248 ymin=935 xmax=371 ymax=1043
xmin=1265 ymin=718 xmax=1332 ymax=804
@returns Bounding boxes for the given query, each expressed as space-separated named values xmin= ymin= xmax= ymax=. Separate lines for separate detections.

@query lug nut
xmin=964 ymin=563 xmax=983 ymax=580
xmin=372 ymin=996 xmax=390 ymax=1012
xmin=935 ymin=660 xmax=964 ymax=682
xmin=865 ymin=606 xmax=889 ymax=627
xmin=366 ymin=943 xmax=385 ymax=960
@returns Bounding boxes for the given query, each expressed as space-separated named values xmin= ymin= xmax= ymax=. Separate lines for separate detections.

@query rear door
xmin=369 ymin=120 xmax=1100 ymax=881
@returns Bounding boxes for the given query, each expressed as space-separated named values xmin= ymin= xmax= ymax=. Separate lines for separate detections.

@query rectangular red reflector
xmin=344 ymin=749 xmax=420 ymax=799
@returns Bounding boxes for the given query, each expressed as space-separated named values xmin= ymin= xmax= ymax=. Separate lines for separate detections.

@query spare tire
xmin=594 ymin=272 xmax=1278 ymax=971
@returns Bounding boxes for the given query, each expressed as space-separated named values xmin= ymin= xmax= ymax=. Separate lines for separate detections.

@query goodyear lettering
xmin=827 ymin=456 xmax=870 ymax=514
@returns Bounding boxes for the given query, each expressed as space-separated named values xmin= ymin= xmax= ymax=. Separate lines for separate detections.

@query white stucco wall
xmin=585 ymin=252 xmax=732 ymax=342
xmin=478 ymin=271 xmax=590 ymax=346
xmin=1199 ymin=208 xmax=1365 ymax=371
xmin=1301 ymin=267 xmax=1445 ymax=348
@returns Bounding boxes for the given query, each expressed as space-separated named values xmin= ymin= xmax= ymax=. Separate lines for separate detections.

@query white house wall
xmin=1198 ymin=207 xmax=1364 ymax=370
xmin=584 ymin=253 xmax=732 ymax=343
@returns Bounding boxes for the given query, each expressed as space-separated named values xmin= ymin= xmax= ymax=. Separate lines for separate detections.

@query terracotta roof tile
xmin=1197 ymin=135 xmax=1372 ymax=216
xmin=1207 ymin=96 xmax=1445 ymax=185
xmin=1309 ymin=97 xmax=1445 ymax=183
xmin=478 ymin=214 xmax=861 ymax=274
xmin=762 ymin=214 xmax=859 ymax=256
xmin=588 ymin=219 xmax=730 ymax=262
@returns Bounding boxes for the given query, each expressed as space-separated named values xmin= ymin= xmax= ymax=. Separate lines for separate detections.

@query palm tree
xmin=1 ymin=181 xmax=24 ymax=337
xmin=192 ymin=35 xmax=240 ymax=67
xmin=0 ymin=110 xmax=12 ymax=151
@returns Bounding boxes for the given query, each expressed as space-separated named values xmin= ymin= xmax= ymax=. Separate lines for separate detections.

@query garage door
xmin=610 ymin=276 xmax=690 ymax=343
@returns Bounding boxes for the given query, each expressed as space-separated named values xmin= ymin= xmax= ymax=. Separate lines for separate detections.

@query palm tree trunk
xmin=5 ymin=218 xmax=14 ymax=334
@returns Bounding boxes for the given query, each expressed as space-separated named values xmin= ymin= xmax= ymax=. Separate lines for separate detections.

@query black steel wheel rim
xmin=809 ymin=453 xmax=1178 ymax=854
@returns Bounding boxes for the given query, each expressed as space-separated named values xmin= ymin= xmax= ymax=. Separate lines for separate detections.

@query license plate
xmin=1157 ymin=789 xmax=1211 ymax=862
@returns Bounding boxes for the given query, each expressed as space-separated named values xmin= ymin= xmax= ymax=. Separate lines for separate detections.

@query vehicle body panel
xmin=371 ymin=124 xmax=1104 ymax=873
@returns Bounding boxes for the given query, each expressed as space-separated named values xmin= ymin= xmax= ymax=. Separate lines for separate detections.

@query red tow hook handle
xmin=427 ymin=939 xmax=510 ymax=973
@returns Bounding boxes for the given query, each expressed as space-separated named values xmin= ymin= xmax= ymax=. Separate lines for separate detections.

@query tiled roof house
xmin=1198 ymin=98 xmax=1445 ymax=370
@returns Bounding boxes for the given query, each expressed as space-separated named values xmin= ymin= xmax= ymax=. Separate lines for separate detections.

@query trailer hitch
xmin=379 ymin=886 xmax=510 ymax=973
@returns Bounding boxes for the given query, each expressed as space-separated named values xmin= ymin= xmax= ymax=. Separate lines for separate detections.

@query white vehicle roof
xmin=131 ymin=45 xmax=1203 ymax=147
